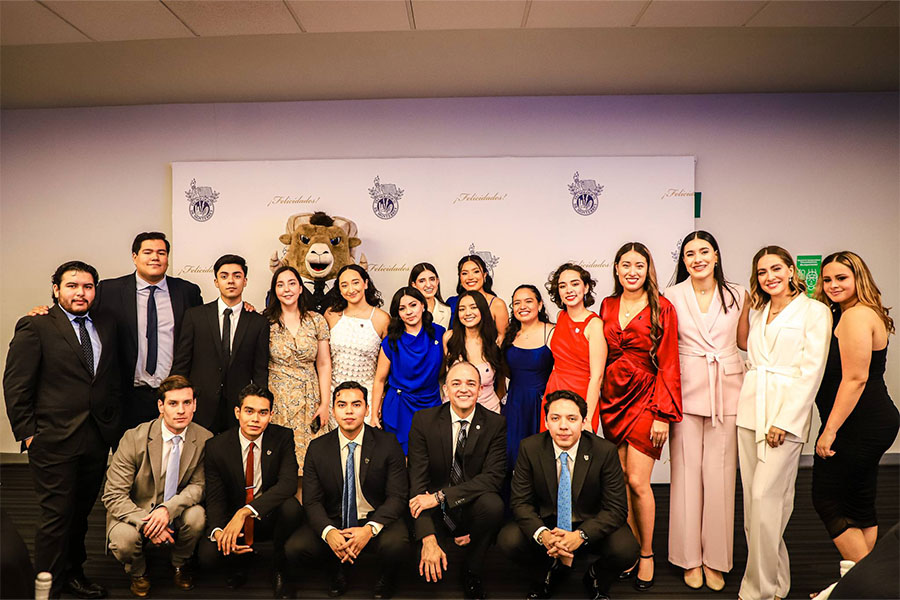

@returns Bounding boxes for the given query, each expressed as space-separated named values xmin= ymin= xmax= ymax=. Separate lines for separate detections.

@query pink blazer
xmin=665 ymin=280 xmax=745 ymax=422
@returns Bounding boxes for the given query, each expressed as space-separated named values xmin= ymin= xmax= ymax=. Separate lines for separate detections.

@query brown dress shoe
xmin=173 ymin=567 xmax=194 ymax=591
xmin=130 ymin=575 xmax=151 ymax=598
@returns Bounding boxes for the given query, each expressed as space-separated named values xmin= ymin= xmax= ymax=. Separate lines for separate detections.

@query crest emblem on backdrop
xmin=568 ymin=171 xmax=603 ymax=216
xmin=369 ymin=176 xmax=403 ymax=220
xmin=468 ymin=243 xmax=500 ymax=278
xmin=185 ymin=178 xmax=219 ymax=222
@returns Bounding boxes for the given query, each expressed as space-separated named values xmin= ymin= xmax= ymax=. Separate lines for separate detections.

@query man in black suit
xmin=4 ymin=260 xmax=121 ymax=599
xmin=198 ymin=383 xmax=303 ymax=596
xmin=286 ymin=381 xmax=409 ymax=599
xmin=497 ymin=390 xmax=639 ymax=600
xmin=172 ymin=254 xmax=268 ymax=432
xmin=407 ymin=361 xmax=506 ymax=600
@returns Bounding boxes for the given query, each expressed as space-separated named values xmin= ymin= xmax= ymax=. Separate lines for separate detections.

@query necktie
xmin=557 ymin=452 xmax=572 ymax=531
xmin=163 ymin=435 xmax=182 ymax=501
xmin=342 ymin=441 xmax=358 ymax=529
xmin=444 ymin=421 xmax=468 ymax=531
xmin=146 ymin=285 xmax=158 ymax=375
xmin=243 ymin=441 xmax=255 ymax=546
xmin=74 ymin=317 xmax=94 ymax=376
xmin=222 ymin=307 xmax=232 ymax=362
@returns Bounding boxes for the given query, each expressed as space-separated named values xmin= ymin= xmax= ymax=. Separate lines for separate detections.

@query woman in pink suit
xmin=665 ymin=231 xmax=750 ymax=591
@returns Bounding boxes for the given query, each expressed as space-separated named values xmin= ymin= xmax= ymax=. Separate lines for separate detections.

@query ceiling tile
xmin=164 ymin=0 xmax=301 ymax=36
xmin=287 ymin=1 xmax=409 ymax=32
xmin=747 ymin=1 xmax=885 ymax=27
xmin=413 ymin=0 xmax=527 ymax=30
xmin=526 ymin=0 xmax=645 ymax=28
xmin=637 ymin=1 xmax=766 ymax=28
xmin=0 ymin=0 xmax=91 ymax=45
xmin=855 ymin=1 xmax=900 ymax=27
xmin=42 ymin=0 xmax=193 ymax=42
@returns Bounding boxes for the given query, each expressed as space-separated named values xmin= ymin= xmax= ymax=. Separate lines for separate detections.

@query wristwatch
xmin=578 ymin=530 xmax=589 ymax=544
xmin=367 ymin=523 xmax=379 ymax=536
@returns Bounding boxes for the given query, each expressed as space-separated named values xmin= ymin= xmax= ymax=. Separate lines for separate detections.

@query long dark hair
xmin=501 ymin=284 xmax=552 ymax=352
xmin=386 ymin=286 xmax=436 ymax=352
xmin=443 ymin=290 xmax=505 ymax=386
xmin=815 ymin=250 xmax=894 ymax=334
xmin=672 ymin=230 xmax=740 ymax=313
xmin=455 ymin=255 xmax=495 ymax=295
xmin=329 ymin=264 xmax=383 ymax=312
xmin=408 ymin=262 xmax=445 ymax=304
xmin=263 ymin=266 xmax=311 ymax=326
xmin=613 ymin=242 xmax=662 ymax=367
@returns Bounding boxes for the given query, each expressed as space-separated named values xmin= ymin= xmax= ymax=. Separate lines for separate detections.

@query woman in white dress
xmin=409 ymin=262 xmax=452 ymax=330
xmin=324 ymin=265 xmax=390 ymax=424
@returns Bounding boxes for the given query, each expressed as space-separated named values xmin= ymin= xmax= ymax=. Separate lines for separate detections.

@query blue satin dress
xmin=502 ymin=343 xmax=554 ymax=470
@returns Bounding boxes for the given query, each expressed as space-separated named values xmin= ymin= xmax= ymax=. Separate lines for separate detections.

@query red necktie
xmin=243 ymin=442 xmax=255 ymax=546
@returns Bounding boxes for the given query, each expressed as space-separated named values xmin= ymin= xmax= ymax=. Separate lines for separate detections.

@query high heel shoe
xmin=634 ymin=554 xmax=655 ymax=591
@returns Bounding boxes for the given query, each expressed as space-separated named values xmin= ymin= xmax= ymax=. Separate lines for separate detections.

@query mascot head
xmin=275 ymin=211 xmax=363 ymax=280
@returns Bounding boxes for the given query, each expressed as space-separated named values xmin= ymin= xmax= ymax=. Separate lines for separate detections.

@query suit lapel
xmin=93 ymin=314 xmax=116 ymax=377
xmin=148 ymin=421 xmax=163 ymax=498
xmin=229 ymin=429 xmax=245 ymax=490
xmin=682 ymin=282 xmax=716 ymax=348
xmin=438 ymin=404 xmax=453 ymax=470
xmin=570 ymin=436 xmax=591 ymax=502
xmin=124 ymin=274 xmax=139 ymax=356
xmin=168 ymin=278 xmax=186 ymax=330
xmin=50 ymin=305 xmax=92 ymax=375
xmin=260 ymin=430 xmax=274 ymax=490
xmin=179 ymin=425 xmax=198 ymax=483
xmin=206 ymin=302 xmax=224 ymax=362
xmin=359 ymin=427 xmax=373 ymax=486
xmin=463 ymin=406 xmax=484 ymax=463
xmin=229 ymin=311 xmax=251 ymax=367
xmin=539 ymin=434 xmax=558 ymax=504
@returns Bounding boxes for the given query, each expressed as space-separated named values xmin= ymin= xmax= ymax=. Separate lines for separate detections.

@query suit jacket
xmin=171 ymin=301 xmax=269 ymax=430
xmin=4 ymin=304 xmax=121 ymax=452
xmin=303 ymin=425 xmax=408 ymax=536
xmin=203 ymin=423 xmax=298 ymax=533
xmin=407 ymin=403 xmax=506 ymax=540
xmin=95 ymin=272 xmax=203 ymax=388
xmin=510 ymin=431 xmax=628 ymax=543
xmin=102 ymin=418 xmax=213 ymax=538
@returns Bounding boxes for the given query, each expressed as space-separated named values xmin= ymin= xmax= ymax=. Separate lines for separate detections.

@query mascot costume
xmin=270 ymin=211 xmax=367 ymax=314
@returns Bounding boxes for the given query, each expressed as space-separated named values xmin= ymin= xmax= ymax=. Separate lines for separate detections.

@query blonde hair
xmin=749 ymin=246 xmax=806 ymax=310
xmin=814 ymin=251 xmax=894 ymax=334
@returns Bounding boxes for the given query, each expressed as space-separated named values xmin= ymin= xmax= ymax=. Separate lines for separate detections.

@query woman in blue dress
xmin=501 ymin=284 xmax=554 ymax=470
xmin=370 ymin=286 xmax=445 ymax=453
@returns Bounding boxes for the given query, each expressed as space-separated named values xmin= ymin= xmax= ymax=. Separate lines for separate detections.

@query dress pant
xmin=497 ymin=520 xmax=638 ymax=594
xmin=108 ymin=505 xmax=206 ymax=576
xmin=1 ymin=507 xmax=34 ymax=599
xmin=668 ymin=414 xmax=737 ymax=572
xmin=198 ymin=497 xmax=303 ymax=574
xmin=26 ymin=422 xmax=109 ymax=596
xmin=429 ymin=492 xmax=504 ymax=576
xmin=120 ymin=384 xmax=160 ymax=437
xmin=737 ymin=426 xmax=802 ymax=600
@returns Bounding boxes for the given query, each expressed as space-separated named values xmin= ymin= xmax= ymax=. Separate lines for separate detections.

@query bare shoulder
xmin=840 ymin=304 xmax=881 ymax=330
xmin=323 ymin=308 xmax=341 ymax=327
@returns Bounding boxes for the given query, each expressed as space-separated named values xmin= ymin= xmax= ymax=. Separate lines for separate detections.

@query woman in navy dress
xmin=446 ymin=254 xmax=509 ymax=340
xmin=370 ymin=286 xmax=445 ymax=453
xmin=501 ymin=284 xmax=554 ymax=471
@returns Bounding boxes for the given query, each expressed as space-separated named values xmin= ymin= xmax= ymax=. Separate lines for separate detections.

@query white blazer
xmin=430 ymin=301 xmax=452 ymax=331
xmin=736 ymin=293 xmax=831 ymax=461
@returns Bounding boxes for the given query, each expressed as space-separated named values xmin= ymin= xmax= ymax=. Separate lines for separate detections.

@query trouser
xmin=27 ymin=424 xmax=109 ymax=595
xmin=108 ymin=504 xmax=206 ymax=576
xmin=428 ymin=492 xmax=504 ymax=576
xmin=668 ymin=414 xmax=737 ymax=572
xmin=737 ymin=426 xmax=802 ymax=600
xmin=497 ymin=520 xmax=639 ymax=594
xmin=121 ymin=385 xmax=160 ymax=438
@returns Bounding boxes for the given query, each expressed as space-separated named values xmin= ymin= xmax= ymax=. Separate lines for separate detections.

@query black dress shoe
xmin=225 ymin=571 xmax=247 ymax=590
xmin=327 ymin=568 xmax=347 ymax=598
xmin=582 ymin=567 xmax=611 ymax=600
xmin=462 ymin=570 xmax=485 ymax=600
xmin=273 ymin=570 xmax=294 ymax=599
xmin=527 ymin=559 xmax=570 ymax=599
xmin=62 ymin=576 xmax=107 ymax=599
xmin=617 ymin=561 xmax=637 ymax=581
xmin=373 ymin=573 xmax=395 ymax=599
xmin=633 ymin=554 xmax=655 ymax=591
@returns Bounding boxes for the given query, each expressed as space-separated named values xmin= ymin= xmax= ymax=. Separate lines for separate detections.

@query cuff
xmin=209 ymin=527 xmax=223 ymax=542
xmin=244 ymin=504 xmax=260 ymax=519
xmin=533 ymin=526 xmax=549 ymax=545
xmin=321 ymin=525 xmax=336 ymax=541
xmin=367 ymin=521 xmax=383 ymax=537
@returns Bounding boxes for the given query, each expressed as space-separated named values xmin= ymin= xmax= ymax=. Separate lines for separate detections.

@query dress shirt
xmin=300 ymin=276 xmax=335 ymax=296
xmin=135 ymin=275 xmax=175 ymax=387
xmin=59 ymin=306 xmax=101 ymax=369
xmin=217 ymin=297 xmax=243 ymax=348
xmin=209 ymin=429 xmax=264 ymax=541
xmin=533 ymin=440 xmax=577 ymax=543
xmin=159 ymin=420 xmax=186 ymax=482
xmin=321 ymin=428 xmax=383 ymax=540
xmin=450 ymin=405 xmax=473 ymax=457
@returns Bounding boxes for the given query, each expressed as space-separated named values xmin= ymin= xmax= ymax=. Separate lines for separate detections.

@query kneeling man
xmin=286 ymin=381 xmax=409 ymax=599
xmin=103 ymin=375 xmax=212 ymax=597
xmin=498 ymin=390 xmax=639 ymax=600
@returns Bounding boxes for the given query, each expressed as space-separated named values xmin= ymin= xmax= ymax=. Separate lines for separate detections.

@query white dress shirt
xmin=135 ymin=275 xmax=175 ymax=387
xmin=209 ymin=429 xmax=264 ymax=541
xmin=59 ymin=306 xmax=102 ymax=369
xmin=321 ymin=428 xmax=383 ymax=539
xmin=533 ymin=440 xmax=576 ymax=543
xmin=450 ymin=405 xmax=473 ymax=457
xmin=217 ymin=297 xmax=243 ymax=348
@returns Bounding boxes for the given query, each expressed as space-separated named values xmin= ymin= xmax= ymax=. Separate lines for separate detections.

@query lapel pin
xmin=475 ymin=424 xmax=481 ymax=430
xmin=365 ymin=457 xmax=370 ymax=464
xmin=583 ymin=455 xmax=589 ymax=461
xmin=266 ymin=449 xmax=272 ymax=456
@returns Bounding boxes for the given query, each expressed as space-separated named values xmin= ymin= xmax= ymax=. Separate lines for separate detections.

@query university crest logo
xmin=185 ymin=178 xmax=219 ymax=222
xmin=468 ymin=243 xmax=500 ymax=278
xmin=369 ymin=176 xmax=403 ymax=220
xmin=568 ymin=171 xmax=603 ymax=216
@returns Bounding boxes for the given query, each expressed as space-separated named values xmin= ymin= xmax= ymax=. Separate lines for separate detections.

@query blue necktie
xmin=164 ymin=436 xmax=182 ymax=502
xmin=146 ymin=285 xmax=158 ymax=375
xmin=342 ymin=441 xmax=358 ymax=529
xmin=557 ymin=451 xmax=572 ymax=531
xmin=73 ymin=317 xmax=94 ymax=376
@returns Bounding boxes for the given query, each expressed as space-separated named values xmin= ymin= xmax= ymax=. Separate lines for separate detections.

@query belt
xmin=678 ymin=348 xmax=739 ymax=428
xmin=746 ymin=364 xmax=800 ymax=461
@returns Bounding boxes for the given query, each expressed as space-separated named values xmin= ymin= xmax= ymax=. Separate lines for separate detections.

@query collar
xmin=238 ymin=428 xmax=264 ymax=451
xmin=300 ymin=276 xmax=335 ymax=291
xmin=160 ymin=419 xmax=187 ymax=444
xmin=450 ymin=405 xmax=474 ymax=426
xmin=59 ymin=305 xmax=92 ymax=323
xmin=552 ymin=439 xmax=577 ymax=463
xmin=338 ymin=427 xmax=365 ymax=451
xmin=218 ymin=297 xmax=243 ymax=317
xmin=136 ymin=274 xmax=168 ymax=292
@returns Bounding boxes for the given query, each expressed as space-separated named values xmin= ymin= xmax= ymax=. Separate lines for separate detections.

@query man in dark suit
xmin=497 ymin=390 xmax=639 ymax=600
xmin=407 ymin=361 xmax=506 ymax=600
xmin=198 ymin=383 xmax=303 ymax=596
xmin=286 ymin=381 xmax=409 ymax=599
xmin=172 ymin=254 xmax=268 ymax=433
xmin=4 ymin=260 xmax=121 ymax=599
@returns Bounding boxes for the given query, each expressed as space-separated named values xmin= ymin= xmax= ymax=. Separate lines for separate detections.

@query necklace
xmin=622 ymin=299 xmax=647 ymax=318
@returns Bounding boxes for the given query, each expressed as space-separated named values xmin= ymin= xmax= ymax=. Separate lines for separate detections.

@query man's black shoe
xmin=225 ymin=571 xmax=247 ymax=590
xmin=327 ymin=568 xmax=347 ymax=598
xmin=462 ymin=570 xmax=485 ymax=600
xmin=373 ymin=573 xmax=396 ymax=599
xmin=583 ymin=566 xmax=611 ymax=600
xmin=527 ymin=559 xmax=570 ymax=599
xmin=62 ymin=576 xmax=107 ymax=599
xmin=273 ymin=570 xmax=294 ymax=598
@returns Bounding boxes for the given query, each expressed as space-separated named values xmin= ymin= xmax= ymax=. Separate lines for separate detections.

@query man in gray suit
xmin=102 ymin=375 xmax=212 ymax=598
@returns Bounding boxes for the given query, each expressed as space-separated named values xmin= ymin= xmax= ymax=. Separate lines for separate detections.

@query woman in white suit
xmin=666 ymin=231 xmax=750 ymax=592
xmin=737 ymin=246 xmax=831 ymax=600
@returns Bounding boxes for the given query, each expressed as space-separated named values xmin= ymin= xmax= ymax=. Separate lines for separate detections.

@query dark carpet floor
xmin=1 ymin=463 xmax=897 ymax=599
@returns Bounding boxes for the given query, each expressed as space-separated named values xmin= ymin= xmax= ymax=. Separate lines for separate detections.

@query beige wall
xmin=2 ymin=92 xmax=898 ymax=454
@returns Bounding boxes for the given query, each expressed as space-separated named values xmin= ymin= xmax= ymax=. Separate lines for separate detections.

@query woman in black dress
xmin=813 ymin=250 xmax=899 ymax=562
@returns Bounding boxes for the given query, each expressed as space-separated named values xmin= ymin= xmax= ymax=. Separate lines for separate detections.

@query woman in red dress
xmin=600 ymin=242 xmax=682 ymax=591
xmin=542 ymin=263 xmax=607 ymax=432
